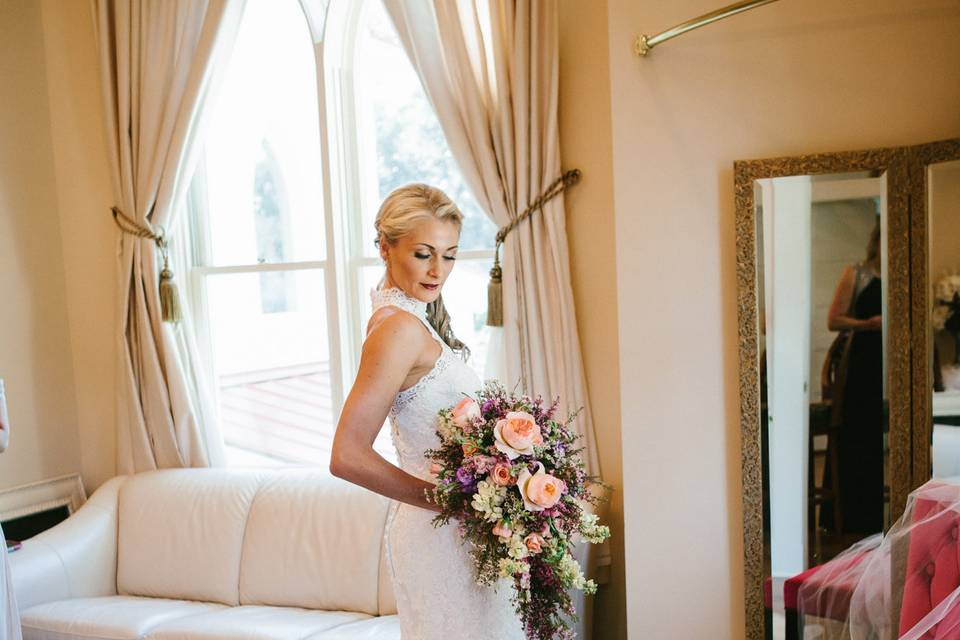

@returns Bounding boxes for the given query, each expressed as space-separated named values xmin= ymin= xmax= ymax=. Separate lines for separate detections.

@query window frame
xmin=181 ymin=0 xmax=495 ymax=466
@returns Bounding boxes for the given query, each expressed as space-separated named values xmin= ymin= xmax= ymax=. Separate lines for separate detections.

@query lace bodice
xmin=369 ymin=286 xmax=482 ymax=481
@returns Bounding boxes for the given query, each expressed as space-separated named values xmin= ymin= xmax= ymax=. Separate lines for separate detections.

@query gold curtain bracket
xmin=635 ymin=0 xmax=781 ymax=57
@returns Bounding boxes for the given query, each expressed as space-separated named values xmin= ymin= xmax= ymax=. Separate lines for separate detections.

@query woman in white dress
xmin=330 ymin=184 xmax=525 ymax=639
xmin=0 ymin=402 xmax=23 ymax=640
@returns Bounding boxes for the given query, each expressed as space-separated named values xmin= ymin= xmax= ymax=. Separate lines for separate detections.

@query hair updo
xmin=375 ymin=183 xmax=470 ymax=360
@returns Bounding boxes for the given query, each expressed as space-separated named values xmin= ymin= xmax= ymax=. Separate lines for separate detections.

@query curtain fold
xmin=384 ymin=0 xmax=600 ymax=478
xmin=91 ymin=0 xmax=246 ymax=473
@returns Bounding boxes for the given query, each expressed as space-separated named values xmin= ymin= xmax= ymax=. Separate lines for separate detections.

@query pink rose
xmin=428 ymin=462 xmax=442 ymax=477
xmin=524 ymin=532 xmax=545 ymax=554
xmin=516 ymin=462 xmax=566 ymax=511
xmin=492 ymin=520 xmax=512 ymax=539
xmin=451 ymin=398 xmax=481 ymax=429
xmin=490 ymin=462 xmax=515 ymax=487
xmin=493 ymin=411 xmax=543 ymax=459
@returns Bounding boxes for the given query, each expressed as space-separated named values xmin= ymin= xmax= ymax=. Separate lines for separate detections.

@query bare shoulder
xmin=364 ymin=307 xmax=430 ymax=356
xmin=367 ymin=306 xmax=424 ymax=337
xmin=838 ymin=264 xmax=857 ymax=286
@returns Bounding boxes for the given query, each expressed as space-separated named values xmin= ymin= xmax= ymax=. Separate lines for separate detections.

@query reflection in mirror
xmin=930 ymin=160 xmax=960 ymax=477
xmin=757 ymin=171 xmax=889 ymax=627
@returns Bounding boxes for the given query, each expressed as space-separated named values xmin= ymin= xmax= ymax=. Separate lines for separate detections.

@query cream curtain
xmin=91 ymin=0 xmax=246 ymax=472
xmin=383 ymin=0 xmax=600 ymax=478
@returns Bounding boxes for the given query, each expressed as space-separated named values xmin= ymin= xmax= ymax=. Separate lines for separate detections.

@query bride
xmin=330 ymin=184 xmax=525 ymax=638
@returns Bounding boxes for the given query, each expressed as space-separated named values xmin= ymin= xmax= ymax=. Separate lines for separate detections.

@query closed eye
xmin=443 ymin=255 xmax=457 ymax=261
xmin=414 ymin=252 xmax=430 ymax=260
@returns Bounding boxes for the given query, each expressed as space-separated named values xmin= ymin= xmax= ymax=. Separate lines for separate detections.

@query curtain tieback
xmin=111 ymin=206 xmax=182 ymax=323
xmin=487 ymin=169 xmax=581 ymax=327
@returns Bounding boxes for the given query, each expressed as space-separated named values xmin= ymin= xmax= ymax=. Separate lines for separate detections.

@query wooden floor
xmin=218 ymin=362 xmax=395 ymax=467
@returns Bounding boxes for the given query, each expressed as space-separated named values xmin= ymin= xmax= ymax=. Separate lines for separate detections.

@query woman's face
xmin=381 ymin=217 xmax=460 ymax=304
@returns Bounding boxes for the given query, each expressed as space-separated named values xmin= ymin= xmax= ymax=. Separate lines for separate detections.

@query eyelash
xmin=414 ymin=252 xmax=457 ymax=261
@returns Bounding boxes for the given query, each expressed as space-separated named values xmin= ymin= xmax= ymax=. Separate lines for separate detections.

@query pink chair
xmin=898 ymin=483 xmax=960 ymax=638
xmin=779 ymin=481 xmax=960 ymax=640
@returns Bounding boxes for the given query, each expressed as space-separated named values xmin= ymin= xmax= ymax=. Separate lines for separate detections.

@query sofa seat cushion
xmin=20 ymin=596 xmax=225 ymax=640
xmin=144 ymin=606 xmax=371 ymax=640
xmin=304 ymin=615 xmax=400 ymax=640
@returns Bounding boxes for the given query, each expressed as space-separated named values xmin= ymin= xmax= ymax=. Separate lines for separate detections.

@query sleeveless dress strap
xmin=369 ymin=286 xmax=453 ymax=416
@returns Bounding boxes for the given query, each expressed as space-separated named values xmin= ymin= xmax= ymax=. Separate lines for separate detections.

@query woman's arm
xmin=329 ymin=312 xmax=440 ymax=513
xmin=827 ymin=265 xmax=881 ymax=332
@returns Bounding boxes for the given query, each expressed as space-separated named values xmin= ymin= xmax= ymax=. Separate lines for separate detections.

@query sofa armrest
xmin=10 ymin=475 xmax=128 ymax=610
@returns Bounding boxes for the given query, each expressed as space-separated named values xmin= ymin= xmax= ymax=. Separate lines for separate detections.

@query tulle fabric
xmin=798 ymin=480 xmax=960 ymax=640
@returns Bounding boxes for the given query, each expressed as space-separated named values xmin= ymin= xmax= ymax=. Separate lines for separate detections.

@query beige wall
xmin=606 ymin=0 xmax=960 ymax=637
xmin=38 ymin=0 xmax=118 ymax=493
xmin=558 ymin=2 xmax=625 ymax=638
xmin=0 ymin=0 xmax=83 ymax=489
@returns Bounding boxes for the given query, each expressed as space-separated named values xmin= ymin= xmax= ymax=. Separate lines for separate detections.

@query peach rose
xmin=524 ymin=532 xmax=545 ymax=554
xmin=462 ymin=442 xmax=479 ymax=457
xmin=451 ymin=398 xmax=481 ymax=429
xmin=493 ymin=411 xmax=543 ymax=459
xmin=428 ymin=462 xmax=443 ymax=477
xmin=490 ymin=462 xmax=515 ymax=487
xmin=492 ymin=520 xmax=512 ymax=539
xmin=517 ymin=462 xmax=566 ymax=511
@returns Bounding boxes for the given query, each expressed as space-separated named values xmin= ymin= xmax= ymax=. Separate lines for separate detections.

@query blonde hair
xmin=375 ymin=183 xmax=470 ymax=359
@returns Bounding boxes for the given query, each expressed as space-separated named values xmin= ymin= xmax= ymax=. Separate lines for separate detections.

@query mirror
xmin=738 ymin=140 xmax=960 ymax=640
xmin=929 ymin=157 xmax=960 ymax=477
xmin=735 ymin=145 xmax=919 ymax=640
xmin=754 ymin=170 xmax=894 ymax=640
xmin=758 ymin=172 xmax=889 ymax=577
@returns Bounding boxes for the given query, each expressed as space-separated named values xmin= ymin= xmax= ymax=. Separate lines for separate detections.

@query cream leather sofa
xmin=9 ymin=468 xmax=401 ymax=640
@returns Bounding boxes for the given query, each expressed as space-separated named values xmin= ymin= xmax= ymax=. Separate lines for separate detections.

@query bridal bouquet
xmin=425 ymin=382 xmax=610 ymax=640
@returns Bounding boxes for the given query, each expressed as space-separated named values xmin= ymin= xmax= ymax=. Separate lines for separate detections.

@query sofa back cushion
xmin=238 ymin=470 xmax=391 ymax=614
xmin=117 ymin=469 xmax=264 ymax=605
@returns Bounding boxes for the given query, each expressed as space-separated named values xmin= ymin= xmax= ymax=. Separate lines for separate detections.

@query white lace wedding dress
xmin=371 ymin=286 xmax=525 ymax=640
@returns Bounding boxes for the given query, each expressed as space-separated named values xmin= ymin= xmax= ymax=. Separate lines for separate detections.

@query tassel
xmin=158 ymin=241 xmax=181 ymax=323
xmin=159 ymin=266 xmax=182 ymax=323
xmin=487 ymin=242 xmax=503 ymax=327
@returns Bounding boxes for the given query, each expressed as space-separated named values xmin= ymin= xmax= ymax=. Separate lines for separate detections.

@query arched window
xmin=182 ymin=0 xmax=495 ymax=467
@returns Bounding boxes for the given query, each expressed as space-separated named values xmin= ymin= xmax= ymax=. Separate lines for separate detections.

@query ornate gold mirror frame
xmin=735 ymin=146 xmax=913 ymax=640
xmin=910 ymin=140 xmax=960 ymax=489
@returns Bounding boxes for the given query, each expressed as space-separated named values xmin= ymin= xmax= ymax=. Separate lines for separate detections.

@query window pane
xmin=438 ymin=260 xmax=491 ymax=380
xmin=206 ymin=269 xmax=338 ymax=466
xmin=354 ymin=0 xmax=496 ymax=255
xmin=360 ymin=262 xmax=490 ymax=382
xmin=200 ymin=0 xmax=326 ymax=267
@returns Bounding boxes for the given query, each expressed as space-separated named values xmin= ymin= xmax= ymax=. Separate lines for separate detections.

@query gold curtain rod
xmin=635 ymin=0 xmax=782 ymax=57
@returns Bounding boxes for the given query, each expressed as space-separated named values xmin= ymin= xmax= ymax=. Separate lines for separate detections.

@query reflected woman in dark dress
xmin=823 ymin=223 xmax=884 ymax=535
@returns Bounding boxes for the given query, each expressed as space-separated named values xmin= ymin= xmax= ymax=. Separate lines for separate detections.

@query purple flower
xmin=455 ymin=466 xmax=476 ymax=491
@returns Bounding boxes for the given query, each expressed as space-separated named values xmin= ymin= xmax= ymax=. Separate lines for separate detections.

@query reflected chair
xmin=810 ymin=332 xmax=849 ymax=538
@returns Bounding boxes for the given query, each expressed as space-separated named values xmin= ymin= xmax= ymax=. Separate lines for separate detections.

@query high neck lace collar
xmin=370 ymin=286 xmax=428 ymax=318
